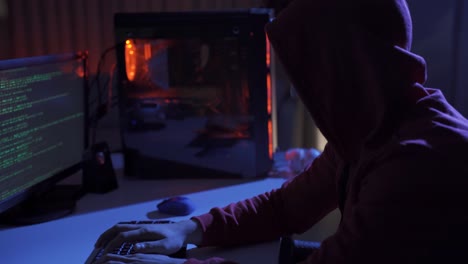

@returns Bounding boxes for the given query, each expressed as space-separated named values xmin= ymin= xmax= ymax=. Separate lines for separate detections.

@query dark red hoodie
xmin=186 ymin=0 xmax=468 ymax=263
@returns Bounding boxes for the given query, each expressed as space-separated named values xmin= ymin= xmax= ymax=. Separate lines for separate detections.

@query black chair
xmin=278 ymin=237 xmax=321 ymax=264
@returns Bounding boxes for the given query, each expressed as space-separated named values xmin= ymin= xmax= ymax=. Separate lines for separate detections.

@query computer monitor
xmin=0 ymin=52 xmax=88 ymax=224
xmin=114 ymin=9 xmax=275 ymax=179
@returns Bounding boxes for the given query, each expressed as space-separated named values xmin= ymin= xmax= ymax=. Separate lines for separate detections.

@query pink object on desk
xmin=285 ymin=148 xmax=321 ymax=174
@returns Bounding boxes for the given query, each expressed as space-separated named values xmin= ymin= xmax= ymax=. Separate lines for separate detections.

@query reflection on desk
xmin=0 ymin=168 xmax=285 ymax=264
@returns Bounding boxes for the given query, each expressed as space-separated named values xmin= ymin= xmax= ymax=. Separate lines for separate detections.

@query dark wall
xmin=409 ymin=0 xmax=456 ymax=98
xmin=408 ymin=0 xmax=468 ymax=117
xmin=454 ymin=1 xmax=468 ymax=117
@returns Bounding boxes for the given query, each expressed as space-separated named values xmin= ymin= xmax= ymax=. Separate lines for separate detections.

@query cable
xmin=89 ymin=45 xmax=118 ymax=146
xmin=105 ymin=63 xmax=117 ymax=112
xmin=96 ymin=46 xmax=117 ymax=107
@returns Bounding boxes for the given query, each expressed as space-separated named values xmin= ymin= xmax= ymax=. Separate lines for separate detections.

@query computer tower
xmin=114 ymin=9 xmax=276 ymax=179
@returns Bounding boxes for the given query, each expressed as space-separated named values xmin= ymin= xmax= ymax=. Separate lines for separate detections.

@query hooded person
xmin=184 ymin=0 xmax=468 ymax=262
xmin=96 ymin=0 xmax=468 ymax=263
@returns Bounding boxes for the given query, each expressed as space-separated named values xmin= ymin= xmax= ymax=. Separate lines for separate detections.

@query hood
xmin=265 ymin=0 xmax=428 ymax=162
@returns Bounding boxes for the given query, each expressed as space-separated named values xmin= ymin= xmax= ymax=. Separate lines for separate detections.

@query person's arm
xmin=192 ymin=144 xmax=340 ymax=248
xmin=96 ymin=144 xmax=340 ymax=264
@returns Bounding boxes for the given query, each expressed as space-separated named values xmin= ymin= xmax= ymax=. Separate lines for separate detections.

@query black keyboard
xmin=85 ymin=220 xmax=187 ymax=264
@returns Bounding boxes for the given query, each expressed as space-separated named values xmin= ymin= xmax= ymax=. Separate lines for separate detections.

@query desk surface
xmin=0 ymin=156 xmax=286 ymax=264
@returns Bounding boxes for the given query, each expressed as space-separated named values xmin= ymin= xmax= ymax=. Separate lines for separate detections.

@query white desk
xmin=0 ymin=156 xmax=286 ymax=264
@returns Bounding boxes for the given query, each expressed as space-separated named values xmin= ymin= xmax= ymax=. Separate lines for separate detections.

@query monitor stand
xmin=0 ymin=185 xmax=84 ymax=226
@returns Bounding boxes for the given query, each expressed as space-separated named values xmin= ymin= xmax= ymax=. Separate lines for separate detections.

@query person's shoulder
xmin=400 ymin=87 xmax=468 ymax=146
xmin=396 ymin=118 xmax=468 ymax=167
xmin=396 ymin=96 xmax=468 ymax=163
xmin=362 ymin=133 xmax=468 ymax=191
xmin=370 ymin=133 xmax=466 ymax=170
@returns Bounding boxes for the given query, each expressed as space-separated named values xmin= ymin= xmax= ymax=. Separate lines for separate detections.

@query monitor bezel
xmin=0 ymin=52 xmax=89 ymax=214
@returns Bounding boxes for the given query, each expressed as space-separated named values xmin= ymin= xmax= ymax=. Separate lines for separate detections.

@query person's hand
xmin=98 ymin=253 xmax=185 ymax=264
xmin=95 ymin=220 xmax=202 ymax=255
